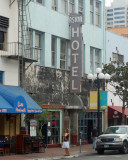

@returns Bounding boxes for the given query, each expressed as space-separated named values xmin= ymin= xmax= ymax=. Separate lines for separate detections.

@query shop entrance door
xmin=87 ymin=120 xmax=93 ymax=143
xmin=9 ymin=117 xmax=16 ymax=137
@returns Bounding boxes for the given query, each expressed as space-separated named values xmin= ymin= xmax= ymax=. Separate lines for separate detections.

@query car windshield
xmin=104 ymin=127 xmax=127 ymax=134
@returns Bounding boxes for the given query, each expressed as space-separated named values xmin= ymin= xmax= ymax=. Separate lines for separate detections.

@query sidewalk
xmin=0 ymin=144 xmax=95 ymax=160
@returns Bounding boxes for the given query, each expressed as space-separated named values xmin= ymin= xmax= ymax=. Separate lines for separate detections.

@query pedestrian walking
xmin=91 ymin=125 xmax=98 ymax=149
xmin=62 ymin=128 xmax=70 ymax=156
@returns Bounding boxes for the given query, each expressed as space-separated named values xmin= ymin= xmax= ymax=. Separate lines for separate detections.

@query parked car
xmin=96 ymin=125 xmax=128 ymax=154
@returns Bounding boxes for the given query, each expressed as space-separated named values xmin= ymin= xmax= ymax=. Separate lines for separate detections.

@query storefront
xmin=78 ymin=110 xmax=103 ymax=143
xmin=0 ymin=85 xmax=43 ymax=154
xmin=41 ymin=105 xmax=63 ymax=147
xmin=108 ymin=106 xmax=128 ymax=126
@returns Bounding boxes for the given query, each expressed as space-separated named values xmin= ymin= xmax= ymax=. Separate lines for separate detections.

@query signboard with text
xmin=69 ymin=13 xmax=84 ymax=93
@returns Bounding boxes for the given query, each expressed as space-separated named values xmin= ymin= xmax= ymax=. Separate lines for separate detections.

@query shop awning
xmin=0 ymin=85 xmax=43 ymax=113
xmin=65 ymin=94 xmax=86 ymax=110
xmin=108 ymin=106 xmax=128 ymax=119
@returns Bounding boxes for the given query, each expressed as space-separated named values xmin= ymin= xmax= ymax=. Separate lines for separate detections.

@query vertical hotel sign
xmin=69 ymin=13 xmax=84 ymax=93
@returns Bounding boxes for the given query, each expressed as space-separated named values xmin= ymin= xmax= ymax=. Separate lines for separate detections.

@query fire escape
xmin=0 ymin=0 xmax=37 ymax=87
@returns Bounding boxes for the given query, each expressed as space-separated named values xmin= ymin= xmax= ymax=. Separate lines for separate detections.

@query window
xmin=90 ymin=47 xmax=93 ymax=73
xmin=78 ymin=112 xmax=102 ymax=141
xmin=51 ymin=37 xmax=56 ymax=67
xmin=114 ymin=20 xmax=125 ymax=23
xmin=78 ymin=0 xmax=84 ymax=14
xmin=114 ymin=7 xmax=125 ymax=11
xmin=36 ymin=0 xmax=44 ymax=4
xmin=60 ymin=39 xmax=67 ymax=69
xmin=96 ymin=1 xmax=101 ymax=26
xmin=114 ymin=12 xmax=125 ymax=15
xmin=114 ymin=16 xmax=125 ymax=19
xmin=107 ymin=18 xmax=113 ymax=20
xmin=69 ymin=0 xmax=74 ymax=14
xmin=107 ymin=22 xmax=113 ymax=25
xmin=61 ymin=0 xmax=67 ymax=14
xmin=47 ymin=111 xmax=60 ymax=144
xmin=90 ymin=47 xmax=101 ymax=73
xmin=90 ymin=0 xmax=94 ymax=24
xmin=107 ymin=9 xmax=113 ymax=12
xmin=112 ymin=52 xmax=124 ymax=63
xmin=0 ymin=71 xmax=3 ymax=84
xmin=107 ymin=14 xmax=113 ymax=16
xmin=0 ymin=31 xmax=7 ymax=51
xmin=35 ymin=32 xmax=42 ymax=63
xmin=95 ymin=49 xmax=100 ymax=69
xmin=52 ymin=0 xmax=57 ymax=11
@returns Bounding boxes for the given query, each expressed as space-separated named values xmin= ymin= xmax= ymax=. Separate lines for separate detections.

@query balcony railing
xmin=0 ymin=42 xmax=41 ymax=63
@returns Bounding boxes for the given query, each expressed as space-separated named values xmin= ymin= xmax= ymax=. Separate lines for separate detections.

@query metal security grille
xmin=0 ymin=16 xmax=9 ymax=28
xmin=101 ymin=138 xmax=114 ymax=142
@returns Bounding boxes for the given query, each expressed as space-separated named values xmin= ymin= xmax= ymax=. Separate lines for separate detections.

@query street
xmin=63 ymin=151 xmax=128 ymax=160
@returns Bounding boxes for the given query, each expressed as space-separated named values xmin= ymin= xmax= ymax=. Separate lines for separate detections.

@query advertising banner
xmin=100 ymin=91 xmax=108 ymax=109
xmin=89 ymin=91 xmax=98 ymax=109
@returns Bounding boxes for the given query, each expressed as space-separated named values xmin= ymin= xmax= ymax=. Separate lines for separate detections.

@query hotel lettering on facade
xmin=70 ymin=13 xmax=84 ymax=93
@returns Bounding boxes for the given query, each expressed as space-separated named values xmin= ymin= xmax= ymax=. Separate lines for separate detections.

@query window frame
xmin=60 ymin=39 xmax=68 ymax=70
xmin=35 ymin=32 xmax=42 ymax=64
xmin=0 ymin=71 xmax=3 ymax=84
xmin=51 ymin=36 xmax=57 ymax=67
xmin=52 ymin=0 xmax=57 ymax=11
xmin=36 ymin=0 xmax=44 ymax=5
xmin=69 ymin=0 xmax=75 ymax=14
xmin=90 ymin=47 xmax=94 ymax=73
xmin=61 ymin=0 xmax=68 ymax=14
xmin=95 ymin=0 xmax=101 ymax=27
xmin=0 ymin=30 xmax=7 ymax=51
xmin=47 ymin=111 xmax=60 ymax=144
xmin=95 ymin=48 xmax=100 ymax=69
xmin=90 ymin=0 xmax=94 ymax=24
xmin=78 ymin=0 xmax=84 ymax=14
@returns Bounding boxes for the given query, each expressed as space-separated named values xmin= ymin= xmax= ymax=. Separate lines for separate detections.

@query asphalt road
xmin=63 ymin=151 xmax=128 ymax=160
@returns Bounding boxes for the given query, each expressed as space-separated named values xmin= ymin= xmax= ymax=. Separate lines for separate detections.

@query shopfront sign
xmin=113 ymin=111 xmax=119 ymax=118
xmin=69 ymin=13 xmax=84 ymax=93
xmin=14 ymin=96 xmax=27 ymax=113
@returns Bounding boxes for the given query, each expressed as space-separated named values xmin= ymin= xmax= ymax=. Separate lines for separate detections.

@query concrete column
xmin=70 ymin=111 xmax=78 ymax=133
xmin=21 ymin=113 xmax=25 ymax=127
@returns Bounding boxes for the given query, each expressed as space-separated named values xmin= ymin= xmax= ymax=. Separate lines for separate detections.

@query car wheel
xmin=121 ymin=142 xmax=128 ymax=154
xmin=97 ymin=149 xmax=104 ymax=155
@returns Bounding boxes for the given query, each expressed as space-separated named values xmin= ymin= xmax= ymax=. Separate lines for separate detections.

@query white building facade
xmin=0 ymin=0 xmax=19 ymax=86
xmin=106 ymin=0 xmax=128 ymax=29
xmin=106 ymin=30 xmax=128 ymax=107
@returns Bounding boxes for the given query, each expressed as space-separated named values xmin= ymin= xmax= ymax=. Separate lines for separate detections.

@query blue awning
xmin=0 ymin=85 xmax=43 ymax=113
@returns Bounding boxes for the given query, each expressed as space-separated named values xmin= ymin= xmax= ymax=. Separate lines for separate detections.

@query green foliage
xmin=24 ymin=109 xmax=51 ymax=137
xmin=103 ymin=62 xmax=128 ymax=102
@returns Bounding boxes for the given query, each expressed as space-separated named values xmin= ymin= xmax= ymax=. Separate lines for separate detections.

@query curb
xmin=28 ymin=152 xmax=96 ymax=160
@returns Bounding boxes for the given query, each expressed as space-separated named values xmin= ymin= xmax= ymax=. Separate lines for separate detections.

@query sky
xmin=105 ymin=0 xmax=114 ymax=7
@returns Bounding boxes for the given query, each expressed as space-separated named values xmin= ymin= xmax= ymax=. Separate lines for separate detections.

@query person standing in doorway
xmin=62 ymin=128 xmax=70 ymax=156
xmin=91 ymin=125 xmax=98 ymax=149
